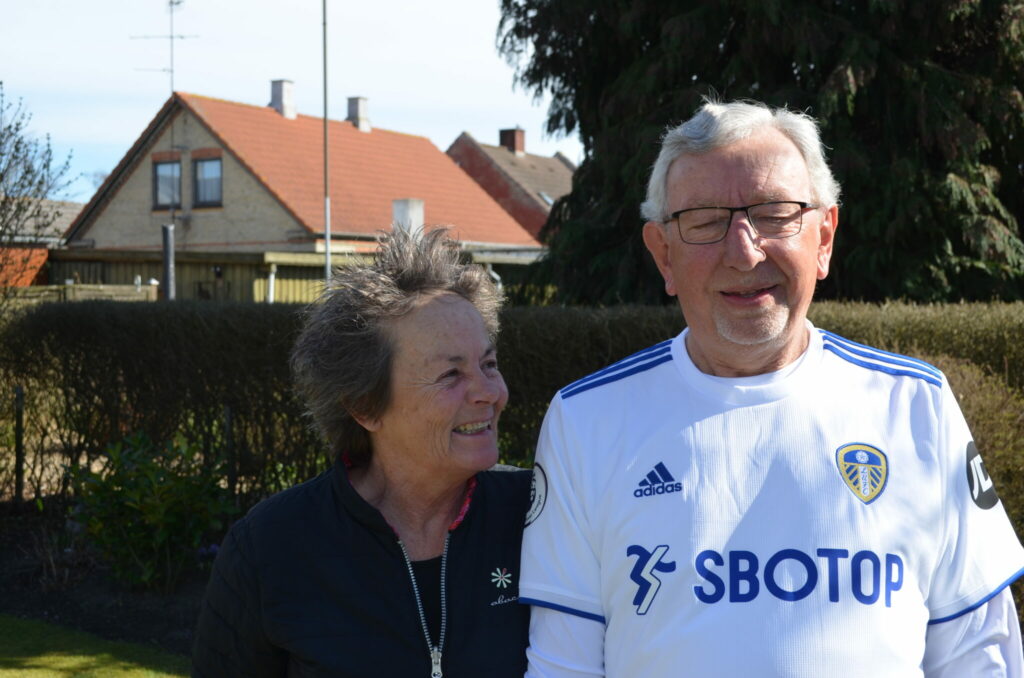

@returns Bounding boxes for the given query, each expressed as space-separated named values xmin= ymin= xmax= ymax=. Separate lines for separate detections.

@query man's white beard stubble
xmin=713 ymin=303 xmax=789 ymax=347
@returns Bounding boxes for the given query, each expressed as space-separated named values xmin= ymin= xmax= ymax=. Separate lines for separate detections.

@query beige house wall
xmin=49 ymin=252 xmax=333 ymax=303
xmin=77 ymin=110 xmax=312 ymax=253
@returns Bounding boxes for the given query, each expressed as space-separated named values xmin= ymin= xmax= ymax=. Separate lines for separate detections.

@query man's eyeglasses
xmin=663 ymin=201 xmax=818 ymax=245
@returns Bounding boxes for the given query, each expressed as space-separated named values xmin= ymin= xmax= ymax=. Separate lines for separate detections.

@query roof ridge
xmin=477 ymin=138 xmax=565 ymax=164
xmin=179 ymin=91 xmax=431 ymax=141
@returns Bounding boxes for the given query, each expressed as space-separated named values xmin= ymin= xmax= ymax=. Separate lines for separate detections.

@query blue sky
xmin=1 ymin=0 xmax=583 ymax=203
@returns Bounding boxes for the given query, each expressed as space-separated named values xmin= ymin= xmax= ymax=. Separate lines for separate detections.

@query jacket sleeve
xmin=192 ymin=518 xmax=288 ymax=678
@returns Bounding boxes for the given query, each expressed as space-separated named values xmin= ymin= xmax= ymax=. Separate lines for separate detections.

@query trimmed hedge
xmin=1 ymin=300 xmax=1022 ymax=502
xmin=0 ymin=301 xmax=319 ymax=507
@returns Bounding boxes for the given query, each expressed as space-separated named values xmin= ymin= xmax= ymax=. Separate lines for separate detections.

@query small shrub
xmin=70 ymin=433 xmax=235 ymax=593
xmin=22 ymin=522 xmax=93 ymax=592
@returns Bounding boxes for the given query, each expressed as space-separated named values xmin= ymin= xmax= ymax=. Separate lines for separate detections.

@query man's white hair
xmin=640 ymin=100 xmax=841 ymax=222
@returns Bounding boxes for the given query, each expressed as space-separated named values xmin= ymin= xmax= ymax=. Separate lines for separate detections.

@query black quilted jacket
xmin=191 ymin=460 xmax=531 ymax=677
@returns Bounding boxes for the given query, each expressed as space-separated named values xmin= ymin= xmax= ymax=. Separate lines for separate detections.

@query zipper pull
xmin=430 ymin=647 xmax=443 ymax=678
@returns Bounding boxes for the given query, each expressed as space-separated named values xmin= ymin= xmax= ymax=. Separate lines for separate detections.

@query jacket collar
xmin=332 ymin=456 xmax=478 ymax=537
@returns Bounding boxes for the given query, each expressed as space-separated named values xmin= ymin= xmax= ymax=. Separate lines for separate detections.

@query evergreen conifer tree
xmin=499 ymin=1 xmax=1024 ymax=302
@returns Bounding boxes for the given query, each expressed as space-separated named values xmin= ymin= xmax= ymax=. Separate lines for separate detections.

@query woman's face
xmin=364 ymin=293 xmax=507 ymax=482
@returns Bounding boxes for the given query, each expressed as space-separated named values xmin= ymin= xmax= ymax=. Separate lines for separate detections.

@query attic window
xmin=539 ymin=191 xmax=555 ymax=206
xmin=193 ymin=158 xmax=223 ymax=207
xmin=153 ymin=161 xmax=181 ymax=210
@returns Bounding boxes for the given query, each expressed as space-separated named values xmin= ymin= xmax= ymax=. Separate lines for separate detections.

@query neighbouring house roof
xmin=1 ymin=198 xmax=82 ymax=287
xmin=66 ymin=92 xmax=541 ymax=251
xmin=477 ymin=138 xmax=576 ymax=208
xmin=34 ymin=199 xmax=83 ymax=239
xmin=2 ymin=198 xmax=82 ymax=244
xmin=447 ymin=132 xmax=575 ymax=238
xmin=0 ymin=247 xmax=49 ymax=286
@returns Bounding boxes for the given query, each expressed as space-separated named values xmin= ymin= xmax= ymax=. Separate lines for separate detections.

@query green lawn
xmin=0 ymin=613 xmax=189 ymax=678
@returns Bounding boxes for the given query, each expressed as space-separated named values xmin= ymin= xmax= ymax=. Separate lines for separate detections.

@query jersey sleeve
xmin=526 ymin=605 xmax=605 ymax=678
xmin=927 ymin=379 xmax=1024 ymax=623
xmin=923 ymin=588 xmax=1023 ymax=676
xmin=519 ymin=394 xmax=607 ymax=623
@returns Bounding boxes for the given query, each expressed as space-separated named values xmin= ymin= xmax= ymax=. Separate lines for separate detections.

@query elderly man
xmin=519 ymin=100 xmax=1024 ymax=677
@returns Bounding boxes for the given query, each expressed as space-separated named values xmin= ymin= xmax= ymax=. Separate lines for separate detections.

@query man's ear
xmin=642 ymin=221 xmax=677 ymax=296
xmin=816 ymin=205 xmax=839 ymax=280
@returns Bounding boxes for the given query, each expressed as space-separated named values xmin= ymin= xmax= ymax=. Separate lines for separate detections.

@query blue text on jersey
xmin=694 ymin=548 xmax=904 ymax=607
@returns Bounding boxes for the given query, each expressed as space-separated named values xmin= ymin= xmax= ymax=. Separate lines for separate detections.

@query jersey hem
xmin=519 ymin=597 xmax=606 ymax=624
xmin=928 ymin=566 xmax=1024 ymax=625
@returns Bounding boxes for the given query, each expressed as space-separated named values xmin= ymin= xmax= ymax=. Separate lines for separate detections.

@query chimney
xmin=500 ymin=128 xmax=525 ymax=155
xmin=392 ymin=198 xmax=424 ymax=235
xmin=269 ymin=79 xmax=296 ymax=119
xmin=347 ymin=97 xmax=371 ymax=132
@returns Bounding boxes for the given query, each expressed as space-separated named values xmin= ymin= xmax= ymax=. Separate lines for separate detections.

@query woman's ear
xmin=351 ymin=412 xmax=381 ymax=433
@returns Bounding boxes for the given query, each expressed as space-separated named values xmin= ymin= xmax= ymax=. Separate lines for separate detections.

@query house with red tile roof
xmin=57 ymin=81 xmax=543 ymax=302
xmin=447 ymin=128 xmax=576 ymax=240
xmin=1 ymin=198 xmax=82 ymax=287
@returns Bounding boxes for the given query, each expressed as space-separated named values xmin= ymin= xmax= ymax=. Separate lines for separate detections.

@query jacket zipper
xmin=398 ymin=533 xmax=450 ymax=678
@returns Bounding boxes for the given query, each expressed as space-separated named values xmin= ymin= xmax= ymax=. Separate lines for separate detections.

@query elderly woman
xmin=192 ymin=229 xmax=531 ymax=677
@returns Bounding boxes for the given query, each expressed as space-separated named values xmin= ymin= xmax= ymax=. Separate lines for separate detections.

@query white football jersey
xmin=519 ymin=325 xmax=1024 ymax=677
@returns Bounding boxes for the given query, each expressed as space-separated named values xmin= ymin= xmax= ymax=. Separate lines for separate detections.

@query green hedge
xmin=1 ymin=301 xmax=1022 ymax=504
xmin=0 ymin=301 xmax=319 ymax=507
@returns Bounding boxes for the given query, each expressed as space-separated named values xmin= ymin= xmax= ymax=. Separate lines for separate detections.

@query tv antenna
xmin=132 ymin=0 xmax=198 ymax=93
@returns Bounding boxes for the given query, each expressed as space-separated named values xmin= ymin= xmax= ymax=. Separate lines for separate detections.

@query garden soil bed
xmin=0 ymin=502 xmax=207 ymax=658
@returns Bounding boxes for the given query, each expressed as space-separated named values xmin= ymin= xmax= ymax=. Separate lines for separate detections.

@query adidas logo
xmin=633 ymin=462 xmax=683 ymax=498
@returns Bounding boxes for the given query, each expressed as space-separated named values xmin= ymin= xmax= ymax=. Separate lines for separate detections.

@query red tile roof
xmin=0 ymin=247 xmax=49 ymax=287
xmin=176 ymin=93 xmax=539 ymax=248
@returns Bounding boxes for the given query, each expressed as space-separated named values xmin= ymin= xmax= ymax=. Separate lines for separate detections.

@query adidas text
xmin=634 ymin=482 xmax=682 ymax=498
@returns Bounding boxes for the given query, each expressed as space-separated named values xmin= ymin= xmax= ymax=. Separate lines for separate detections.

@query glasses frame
xmin=664 ymin=201 xmax=818 ymax=245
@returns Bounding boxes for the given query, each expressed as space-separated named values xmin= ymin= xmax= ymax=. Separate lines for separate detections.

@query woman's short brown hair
xmin=289 ymin=228 xmax=502 ymax=466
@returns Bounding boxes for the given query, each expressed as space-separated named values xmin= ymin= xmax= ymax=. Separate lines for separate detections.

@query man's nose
xmin=721 ymin=211 xmax=767 ymax=269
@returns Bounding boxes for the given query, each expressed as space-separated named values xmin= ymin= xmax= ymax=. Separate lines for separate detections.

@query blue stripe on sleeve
xmin=519 ymin=596 xmax=607 ymax=624
xmin=822 ymin=342 xmax=942 ymax=387
xmin=560 ymin=341 xmax=672 ymax=394
xmin=819 ymin=330 xmax=942 ymax=379
xmin=928 ymin=566 xmax=1024 ymax=624
xmin=561 ymin=353 xmax=674 ymax=399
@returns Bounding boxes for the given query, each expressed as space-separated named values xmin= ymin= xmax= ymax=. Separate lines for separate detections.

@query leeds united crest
xmin=836 ymin=443 xmax=888 ymax=504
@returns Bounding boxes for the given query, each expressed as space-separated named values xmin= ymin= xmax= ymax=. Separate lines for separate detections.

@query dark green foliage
xmin=0 ymin=300 xmax=326 ymax=506
xmin=498 ymin=0 xmax=1024 ymax=303
xmin=70 ymin=433 xmax=235 ymax=592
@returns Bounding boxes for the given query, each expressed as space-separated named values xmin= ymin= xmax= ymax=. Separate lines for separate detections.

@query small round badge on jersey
xmin=836 ymin=442 xmax=889 ymax=504
xmin=525 ymin=463 xmax=548 ymax=526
